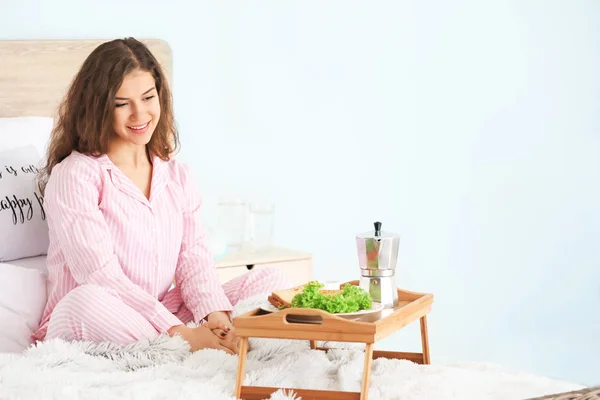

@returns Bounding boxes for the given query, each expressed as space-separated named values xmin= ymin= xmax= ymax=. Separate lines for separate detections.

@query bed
xmin=0 ymin=39 xmax=593 ymax=400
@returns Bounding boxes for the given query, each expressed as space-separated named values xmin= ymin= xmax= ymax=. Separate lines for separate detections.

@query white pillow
xmin=0 ymin=146 xmax=49 ymax=262
xmin=0 ymin=116 xmax=53 ymax=157
xmin=0 ymin=262 xmax=47 ymax=353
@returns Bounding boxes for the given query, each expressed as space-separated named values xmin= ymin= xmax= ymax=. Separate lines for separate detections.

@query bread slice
xmin=268 ymin=284 xmax=342 ymax=309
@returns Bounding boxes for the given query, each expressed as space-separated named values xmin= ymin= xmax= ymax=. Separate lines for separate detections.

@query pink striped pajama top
xmin=33 ymin=151 xmax=233 ymax=341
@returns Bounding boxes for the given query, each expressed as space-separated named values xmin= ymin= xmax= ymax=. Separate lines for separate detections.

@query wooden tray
xmin=232 ymin=281 xmax=434 ymax=400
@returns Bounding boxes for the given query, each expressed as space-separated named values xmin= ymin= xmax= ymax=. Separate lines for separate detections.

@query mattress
xmin=7 ymin=255 xmax=47 ymax=274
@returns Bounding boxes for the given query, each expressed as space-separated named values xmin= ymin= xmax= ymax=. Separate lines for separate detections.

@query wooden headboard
xmin=0 ymin=39 xmax=172 ymax=118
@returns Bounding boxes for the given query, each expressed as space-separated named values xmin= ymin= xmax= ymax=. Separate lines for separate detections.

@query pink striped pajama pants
xmin=45 ymin=267 xmax=291 ymax=344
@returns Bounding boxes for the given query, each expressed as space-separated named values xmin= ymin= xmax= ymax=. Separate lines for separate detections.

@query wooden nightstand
xmin=215 ymin=246 xmax=313 ymax=286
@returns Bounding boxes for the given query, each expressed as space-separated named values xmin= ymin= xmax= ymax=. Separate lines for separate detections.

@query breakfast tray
xmin=232 ymin=280 xmax=434 ymax=400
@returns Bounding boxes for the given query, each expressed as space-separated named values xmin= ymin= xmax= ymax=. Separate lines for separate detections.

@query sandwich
xmin=268 ymin=283 xmax=341 ymax=309
xmin=268 ymin=281 xmax=373 ymax=313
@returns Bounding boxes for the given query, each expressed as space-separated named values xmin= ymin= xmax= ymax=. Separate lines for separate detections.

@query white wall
xmin=1 ymin=0 xmax=598 ymax=386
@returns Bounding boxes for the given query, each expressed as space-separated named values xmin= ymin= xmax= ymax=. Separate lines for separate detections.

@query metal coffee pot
xmin=356 ymin=221 xmax=400 ymax=308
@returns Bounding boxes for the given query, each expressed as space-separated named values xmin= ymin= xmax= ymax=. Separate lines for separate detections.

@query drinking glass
xmin=216 ymin=198 xmax=247 ymax=252
xmin=247 ymin=202 xmax=275 ymax=251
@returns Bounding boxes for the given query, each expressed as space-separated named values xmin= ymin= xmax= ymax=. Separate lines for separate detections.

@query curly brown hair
xmin=37 ymin=37 xmax=179 ymax=194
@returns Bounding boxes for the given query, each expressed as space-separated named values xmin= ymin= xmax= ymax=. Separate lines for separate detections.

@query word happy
xmin=0 ymin=193 xmax=46 ymax=225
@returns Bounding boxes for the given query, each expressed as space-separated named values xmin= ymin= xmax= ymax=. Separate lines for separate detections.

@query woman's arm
xmin=174 ymin=163 xmax=233 ymax=323
xmin=45 ymin=158 xmax=183 ymax=333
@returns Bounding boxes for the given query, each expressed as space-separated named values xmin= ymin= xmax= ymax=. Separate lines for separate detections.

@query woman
xmin=33 ymin=37 xmax=290 ymax=354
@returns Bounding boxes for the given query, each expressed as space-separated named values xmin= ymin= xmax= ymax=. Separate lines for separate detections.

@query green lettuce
xmin=290 ymin=281 xmax=373 ymax=313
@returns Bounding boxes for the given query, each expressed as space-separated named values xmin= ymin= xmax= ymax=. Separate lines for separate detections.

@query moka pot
xmin=356 ymin=221 xmax=400 ymax=308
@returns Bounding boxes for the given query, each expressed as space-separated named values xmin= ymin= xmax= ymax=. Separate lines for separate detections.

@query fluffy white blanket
xmin=0 ymin=295 xmax=585 ymax=400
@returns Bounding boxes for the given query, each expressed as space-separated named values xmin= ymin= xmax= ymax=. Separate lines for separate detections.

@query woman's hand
xmin=207 ymin=311 xmax=233 ymax=333
xmin=168 ymin=323 xmax=239 ymax=354
xmin=207 ymin=311 xmax=240 ymax=351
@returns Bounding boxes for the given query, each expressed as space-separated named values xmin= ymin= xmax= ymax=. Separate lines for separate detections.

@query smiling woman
xmin=30 ymin=37 xmax=292 ymax=355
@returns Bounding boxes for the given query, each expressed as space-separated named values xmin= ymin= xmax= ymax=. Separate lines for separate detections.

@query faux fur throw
xmin=0 ymin=294 xmax=585 ymax=400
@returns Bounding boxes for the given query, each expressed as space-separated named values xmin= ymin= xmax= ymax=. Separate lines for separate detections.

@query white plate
xmin=259 ymin=301 xmax=384 ymax=320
